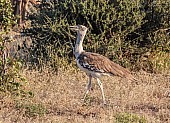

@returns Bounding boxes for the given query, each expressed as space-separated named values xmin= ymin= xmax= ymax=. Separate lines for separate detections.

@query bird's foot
xmin=103 ymin=100 xmax=107 ymax=106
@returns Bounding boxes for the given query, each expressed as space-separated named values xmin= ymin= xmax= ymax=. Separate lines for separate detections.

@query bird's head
xmin=69 ymin=25 xmax=88 ymax=36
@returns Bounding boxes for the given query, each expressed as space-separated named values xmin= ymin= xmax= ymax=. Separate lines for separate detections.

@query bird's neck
xmin=74 ymin=33 xmax=85 ymax=58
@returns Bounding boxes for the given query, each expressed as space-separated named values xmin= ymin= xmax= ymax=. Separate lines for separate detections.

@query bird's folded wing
xmin=78 ymin=52 xmax=134 ymax=80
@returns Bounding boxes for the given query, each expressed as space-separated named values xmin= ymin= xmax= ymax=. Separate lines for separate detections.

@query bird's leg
xmin=96 ymin=78 xmax=106 ymax=105
xmin=83 ymin=75 xmax=92 ymax=101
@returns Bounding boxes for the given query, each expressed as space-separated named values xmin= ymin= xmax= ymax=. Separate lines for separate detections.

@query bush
xmin=0 ymin=0 xmax=26 ymax=95
xmin=27 ymin=0 xmax=170 ymax=72
xmin=0 ymin=0 xmax=16 ymax=32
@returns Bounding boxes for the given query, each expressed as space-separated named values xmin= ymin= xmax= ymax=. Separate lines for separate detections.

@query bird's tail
xmin=110 ymin=62 xmax=138 ymax=82
xmin=126 ymin=72 xmax=138 ymax=82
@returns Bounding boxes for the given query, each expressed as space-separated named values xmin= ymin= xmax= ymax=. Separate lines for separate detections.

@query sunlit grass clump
xmin=115 ymin=113 xmax=147 ymax=123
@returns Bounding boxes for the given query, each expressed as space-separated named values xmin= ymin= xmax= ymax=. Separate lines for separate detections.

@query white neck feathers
xmin=74 ymin=32 xmax=85 ymax=58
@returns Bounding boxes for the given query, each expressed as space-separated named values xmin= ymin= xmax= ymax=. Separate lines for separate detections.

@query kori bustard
xmin=70 ymin=25 xmax=136 ymax=104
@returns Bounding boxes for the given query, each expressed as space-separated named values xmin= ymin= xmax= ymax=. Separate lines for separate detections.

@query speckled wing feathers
xmin=77 ymin=52 xmax=135 ymax=80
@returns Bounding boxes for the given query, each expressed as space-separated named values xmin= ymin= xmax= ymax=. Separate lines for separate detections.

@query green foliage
xmin=0 ymin=0 xmax=26 ymax=95
xmin=115 ymin=113 xmax=147 ymax=123
xmin=151 ymin=50 xmax=170 ymax=73
xmin=27 ymin=0 xmax=170 ymax=72
xmin=0 ymin=58 xmax=27 ymax=95
xmin=0 ymin=0 xmax=16 ymax=32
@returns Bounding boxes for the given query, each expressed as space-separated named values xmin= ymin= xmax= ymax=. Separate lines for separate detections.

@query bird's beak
xmin=69 ymin=25 xmax=79 ymax=31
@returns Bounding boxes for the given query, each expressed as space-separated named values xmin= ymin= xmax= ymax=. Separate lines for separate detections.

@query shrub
xmin=0 ymin=0 xmax=16 ymax=32
xmin=0 ymin=0 xmax=26 ymax=95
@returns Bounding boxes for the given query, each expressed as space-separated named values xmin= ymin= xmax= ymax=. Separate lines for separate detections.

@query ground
xmin=0 ymin=67 xmax=170 ymax=123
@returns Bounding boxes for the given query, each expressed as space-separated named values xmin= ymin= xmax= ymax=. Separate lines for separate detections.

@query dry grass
xmin=0 ymin=66 xmax=170 ymax=123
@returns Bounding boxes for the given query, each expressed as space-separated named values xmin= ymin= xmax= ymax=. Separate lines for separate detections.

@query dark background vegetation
xmin=26 ymin=0 xmax=170 ymax=72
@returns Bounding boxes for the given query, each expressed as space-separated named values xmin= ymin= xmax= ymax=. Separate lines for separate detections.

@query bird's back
xmin=76 ymin=51 xmax=136 ymax=80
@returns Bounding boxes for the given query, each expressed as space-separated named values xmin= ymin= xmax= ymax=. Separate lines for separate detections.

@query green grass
xmin=15 ymin=102 xmax=47 ymax=117
xmin=115 ymin=113 xmax=147 ymax=123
